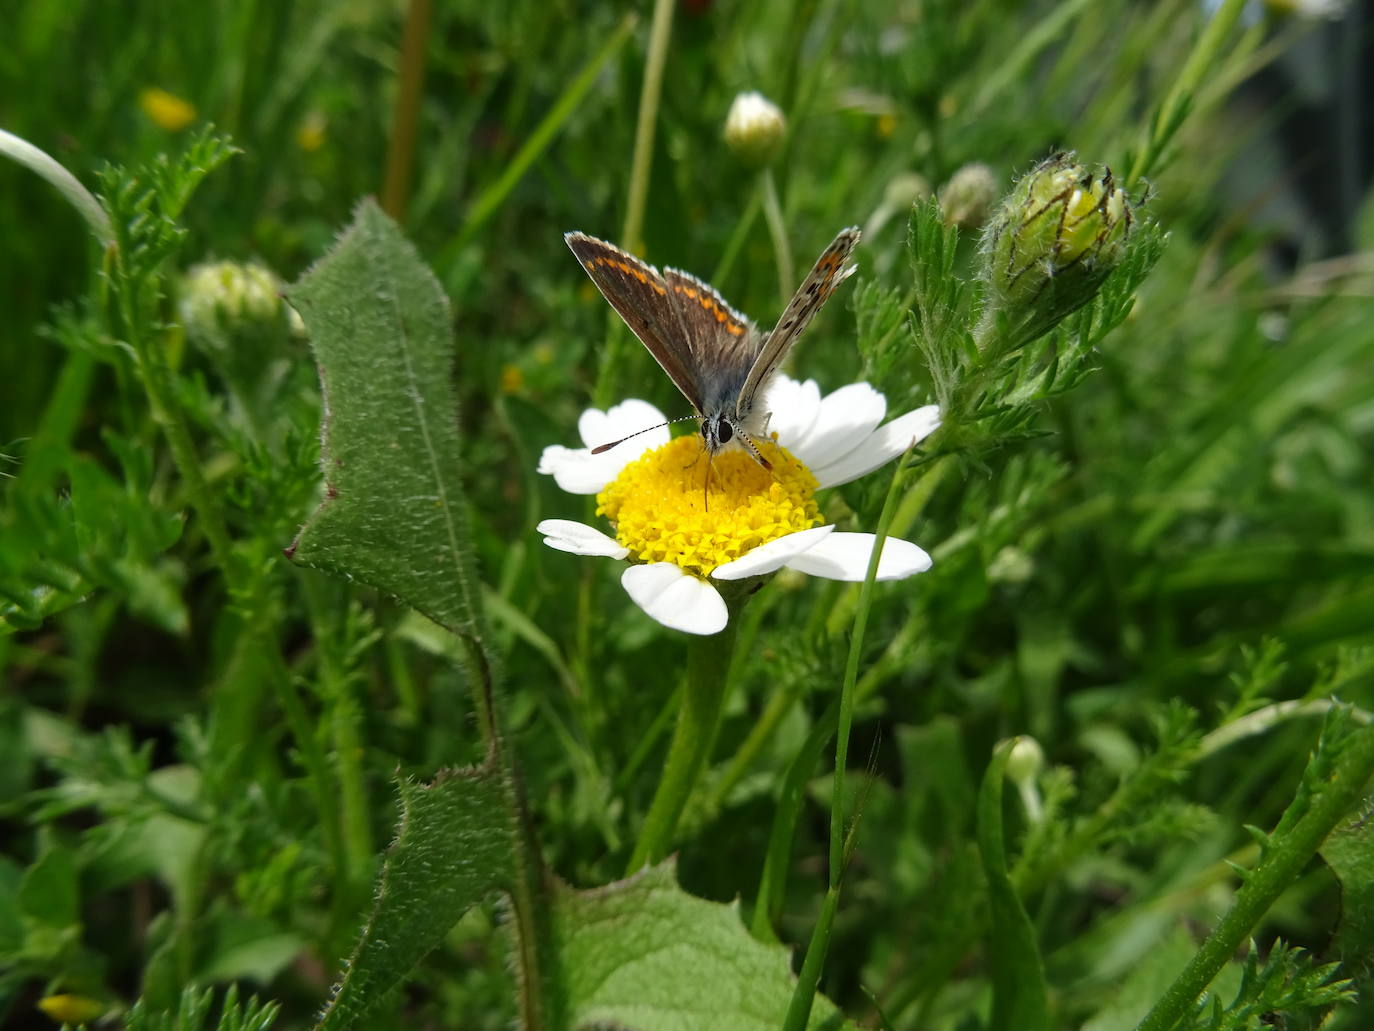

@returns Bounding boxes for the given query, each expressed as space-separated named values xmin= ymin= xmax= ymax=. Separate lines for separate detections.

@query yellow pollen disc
xmin=597 ymin=436 xmax=821 ymax=579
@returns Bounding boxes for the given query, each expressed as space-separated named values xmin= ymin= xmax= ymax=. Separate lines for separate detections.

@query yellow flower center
xmin=597 ymin=435 xmax=821 ymax=579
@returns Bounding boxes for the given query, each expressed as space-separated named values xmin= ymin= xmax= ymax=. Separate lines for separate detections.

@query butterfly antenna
xmin=591 ymin=414 xmax=699 ymax=455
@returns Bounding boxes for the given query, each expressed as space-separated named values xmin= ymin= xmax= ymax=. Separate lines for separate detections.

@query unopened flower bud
xmin=724 ymin=91 xmax=786 ymax=168
xmin=1006 ymin=735 xmax=1046 ymax=823
xmin=983 ymin=152 xmax=1135 ymax=343
xmin=180 ymin=260 xmax=283 ymax=344
xmin=937 ymin=163 xmax=997 ymax=230
xmin=1005 ymin=736 xmax=1045 ymax=786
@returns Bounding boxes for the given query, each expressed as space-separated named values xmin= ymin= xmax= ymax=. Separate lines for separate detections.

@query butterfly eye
xmin=717 ymin=420 xmax=733 ymax=444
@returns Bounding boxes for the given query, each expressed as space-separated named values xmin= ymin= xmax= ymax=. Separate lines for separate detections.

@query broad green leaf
xmin=285 ymin=198 xmax=484 ymax=640
xmin=551 ymin=861 xmax=854 ymax=1031
xmin=17 ymin=835 xmax=79 ymax=930
xmin=316 ymin=766 xmax=514 ymax=1031
xmin=1319 ymin=806 xmax=1374 ymax=977
xmin=977 ymin=738 xmax=1050 ymax=1031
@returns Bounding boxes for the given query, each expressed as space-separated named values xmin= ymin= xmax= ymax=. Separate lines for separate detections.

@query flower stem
xmin=0 ymin=128 xmax=113 ymax=245
xmin=381 ymin=0 xmax=433 ymax=220
xmin=784 ymin=447 xmax=913 ymax=1030
xmin=593 ymin=0 xmax=674 ymax=409
xmin=626 ymin=619 xmax=738 ymax=874
xmin=1136 ymin=722 xmax=1374 ymax=1031
xmin=830 ymin=448 xmax=910 ymax=883
xmin=620 ymin=0 xmax=674 ymax=258
xmin=760 ymin=168 xmax=794 ymax=303
xmin=1126 ymin=0 xmax=1246 ymax=184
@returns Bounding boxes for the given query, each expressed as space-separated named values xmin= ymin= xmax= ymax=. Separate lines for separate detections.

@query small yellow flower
xmin=297 ymin=111 xmax=327 ymax=152
xmin=139 ymin=88 xmax=197 ymax=132
xmin=38 ymin=993 xmax=105 ymax=1025
xmin=500 ymin=364 xmax=525 ymax=395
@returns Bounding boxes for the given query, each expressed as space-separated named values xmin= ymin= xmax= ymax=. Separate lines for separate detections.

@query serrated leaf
xmin=977 ymin=738 xmax=1050 ymax=1031
xmin=551 ymin=861 xmax=854 ymax=1030
xmin=285 ymin=198 xmax=484 ymax=640
xmin=1320 ymin=806 xmax=1374 ymax=977
xmin=316 ymin=765 xmax=514 ymax=1031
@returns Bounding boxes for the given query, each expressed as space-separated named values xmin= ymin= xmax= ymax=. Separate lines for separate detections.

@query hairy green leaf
xmin=552 ymin=861 xmax=854 ymax=1030
xmin=286 ymin=198 xmax=485 ymax=641
xmin=1320 ymin=804 xmax=1374 ymax=979
xmin=316 ymin=766 xmax=514 ymax=1031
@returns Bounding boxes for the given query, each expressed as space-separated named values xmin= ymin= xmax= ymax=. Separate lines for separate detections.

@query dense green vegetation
xmin=2 ymin=1 xmax=1372 ymax=1028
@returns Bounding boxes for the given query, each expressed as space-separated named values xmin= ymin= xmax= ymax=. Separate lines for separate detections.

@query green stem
xmin=443 ymin=14 xmax=636 ymax=265
xmin=825 ymin=453 xmax=949 ymax=638
xmin=710 ymin=191 xmax=762 ymax=286
xmin=129 ymin=324 xmax=237 ymax=579
xmin=299 ymin=573 xmax=374 ymax=893
xmin=1136 ymin=724 xmax=1374 ymax=1031
xmin=626 ymin=619 xmax=738 ymax=874
xmin=779 ymin=450 xmax=914 ymax=1023
xmin=620 ymin=0 xmax=674 ymax=258
xmin=829 ymin=448 xmax=911 ymax=883
xmin=760 ymin=168 xmax=794 ymax=303
xmin=1126 ymin=0 xmax=1247 ymax=184
xmin=0 ymin=128 xmax=113 ymax=244
xmin=593 ymin=0 xmax=674 ymax=408
xmin=781 ymin=883 xmax=840 ymax=1031
xmin=381 ymin=0 xmax=433 ymax=220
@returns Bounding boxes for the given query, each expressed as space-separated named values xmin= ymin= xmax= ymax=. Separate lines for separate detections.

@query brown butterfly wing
xmin=660 ymin=268 xmax=760 ymax=415
xmin=565 ymin=232 xmax=705 ymax=412
xmin=739 ymin=227 xmax=861 ymax=412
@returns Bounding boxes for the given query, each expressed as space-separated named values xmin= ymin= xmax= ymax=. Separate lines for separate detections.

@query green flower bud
xmin=937 ymin=162 xmax=997 ymax=230
xmin=983 ymin=152 xmax=1134 ymax=344
xmin=723 ymin=91 xmax=786 ymax=168
xmin=1005 ymin=736 xmax=1045 ymax=786
xmin=1006 ymin=735 xmax=1046 ymax=823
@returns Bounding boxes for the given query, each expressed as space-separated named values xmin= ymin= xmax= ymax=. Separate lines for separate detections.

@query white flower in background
xmin=723 ymin=91 xmax=787 ymax=167
xmin=537 ymin=374 xmax=940 ymax=635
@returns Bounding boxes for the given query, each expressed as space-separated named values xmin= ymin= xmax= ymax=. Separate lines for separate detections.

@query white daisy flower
xmin=536 ymin=374 xmax=941 ymax=635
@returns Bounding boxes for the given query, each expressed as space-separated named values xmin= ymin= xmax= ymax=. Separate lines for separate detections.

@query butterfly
xmin=564 ymin=227 xmax=861 ymax=470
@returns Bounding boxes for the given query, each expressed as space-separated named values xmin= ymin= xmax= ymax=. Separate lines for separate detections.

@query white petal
xmin=578 ymin=399 xmax=670 ymax=452
xmin=787 ymin=382 xmax=887 ymax=470
xmin=621 ymin=563 xmax=728 ymax=635
xmin=784 ymin=532 xmax=932 ymax=581
xmin=763 ymin=375 xmax=822 ymax=449
xmin=536 ymin=519 xmax=628 ymax=559
xmin=537 ymin=444 xmax=626 ymax=495
xmin=811 ymin=405 xmax=942 ymax=488
xmin=710 ymin=525 xmax=835 ymax=580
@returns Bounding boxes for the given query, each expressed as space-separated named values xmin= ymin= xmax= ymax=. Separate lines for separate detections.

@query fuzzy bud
xmin=180 ymin=260 xmax=282 ymax=343
xmin=983 ymin=152 xmax=1134 ymax=344
xmin=937 ymin=162 xmax=997 ymax=230
xmin=723 ymin=91 xmax=786 ymax=168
